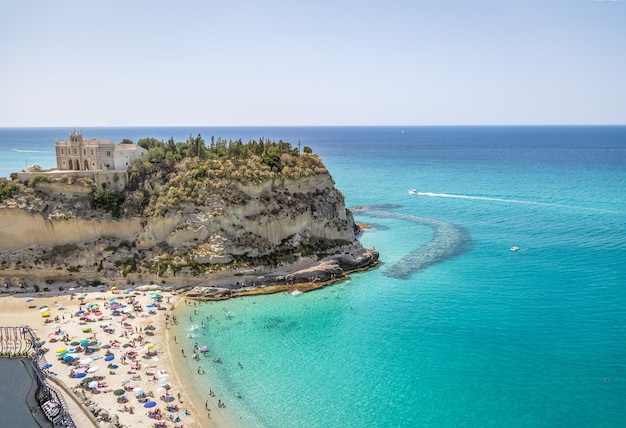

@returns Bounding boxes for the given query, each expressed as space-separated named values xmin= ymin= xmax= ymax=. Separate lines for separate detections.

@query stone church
xmin=54 ymin=130 xmax=147 ymax=171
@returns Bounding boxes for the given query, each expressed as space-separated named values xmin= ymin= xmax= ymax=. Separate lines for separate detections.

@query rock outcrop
xmin=0 ymin=158 xmax=378 ymax=297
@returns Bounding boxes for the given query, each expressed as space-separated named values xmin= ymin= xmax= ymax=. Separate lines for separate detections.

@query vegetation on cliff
xmin=119 ymin=135 xmax=327 ymax=217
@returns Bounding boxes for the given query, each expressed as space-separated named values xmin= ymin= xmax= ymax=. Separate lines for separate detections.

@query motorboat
xmin=408 ymin=189 xmax=417 ymax=195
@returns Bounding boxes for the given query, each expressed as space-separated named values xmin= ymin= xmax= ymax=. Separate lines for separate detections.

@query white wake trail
xmin=414 ymin=192 xmax=619 ymax=214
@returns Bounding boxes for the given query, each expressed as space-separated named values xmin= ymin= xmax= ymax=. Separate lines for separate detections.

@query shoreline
xmin=165 ymin=298 xmax=242 ymax=428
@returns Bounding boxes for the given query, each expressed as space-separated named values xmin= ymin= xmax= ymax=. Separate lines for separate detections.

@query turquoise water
xmin=2 ymin=126 xmax=625 ymax=427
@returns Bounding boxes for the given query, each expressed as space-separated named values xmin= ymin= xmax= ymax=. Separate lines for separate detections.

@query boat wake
xmin=12 ymin=149 xmax=51 ymax=153
xmin=356 ymin=205 xmax=472 ymax=279
xmin=412 ymin=191 xmax=619 ymax=213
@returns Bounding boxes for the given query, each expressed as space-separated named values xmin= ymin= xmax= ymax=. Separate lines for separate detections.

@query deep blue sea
xmin=2 ymin=126 xmax=625 ymax=427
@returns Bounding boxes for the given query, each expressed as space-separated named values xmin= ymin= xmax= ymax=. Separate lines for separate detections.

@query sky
xmin=1 ymin=0 xmax=625 ymax=126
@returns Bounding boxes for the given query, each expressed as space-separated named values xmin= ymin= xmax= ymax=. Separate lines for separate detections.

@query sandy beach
xmin=0 ymin=285 xmax=235 ymax=428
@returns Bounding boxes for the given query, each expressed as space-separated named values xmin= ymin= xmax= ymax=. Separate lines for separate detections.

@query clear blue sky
xmin=1 ymin=0 xmax=625 ymax=126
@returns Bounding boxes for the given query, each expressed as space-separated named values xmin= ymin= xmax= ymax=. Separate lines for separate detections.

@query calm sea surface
xmin=1 ymin=126 xmax=625 ymax=427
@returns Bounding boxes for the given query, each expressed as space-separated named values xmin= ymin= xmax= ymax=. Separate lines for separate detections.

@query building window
xmin=83 ymin=149 xmax=86 ymax=155
xmin=106 ymin=151 xmax=111 ymax=156
xmin=61 ymin=149 xmax=64 ymax=154
xmin=91 ymin=149 xmax=94 ymax=155
xmin=73 ymin=149 xmax=77 ymax=154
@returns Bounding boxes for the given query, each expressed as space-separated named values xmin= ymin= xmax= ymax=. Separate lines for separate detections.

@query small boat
xmin=290 ymin=290 xmax=303 ymax=297
xmin=510 ymin=246 xmax=519 ymax=252
xmin=408 ymin=189 xmax=417 ymax=195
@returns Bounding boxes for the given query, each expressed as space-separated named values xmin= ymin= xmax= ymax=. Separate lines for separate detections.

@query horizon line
xmin=2 ymin=123 xmax=626 ymax=129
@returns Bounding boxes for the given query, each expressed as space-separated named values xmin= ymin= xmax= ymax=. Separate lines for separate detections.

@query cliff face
xmin=0 ymin=170 xmax=378 ymax=291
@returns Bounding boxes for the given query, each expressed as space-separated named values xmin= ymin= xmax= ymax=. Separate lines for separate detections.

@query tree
xmin=303 ymin=146 xmax=313 ymax=154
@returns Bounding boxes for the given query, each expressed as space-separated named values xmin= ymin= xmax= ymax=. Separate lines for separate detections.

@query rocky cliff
xmin=0 ymin=150 xmax=378 ymax=297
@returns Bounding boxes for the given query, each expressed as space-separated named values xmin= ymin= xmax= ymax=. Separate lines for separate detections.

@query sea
xmin=1 ymin=126 xmax=625 ymax=427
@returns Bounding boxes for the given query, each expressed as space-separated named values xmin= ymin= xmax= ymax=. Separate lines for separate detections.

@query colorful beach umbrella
xmin=56 ymin=347 xmax=67 ymax=354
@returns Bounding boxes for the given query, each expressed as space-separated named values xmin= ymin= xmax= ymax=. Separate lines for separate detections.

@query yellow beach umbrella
xmin=111 ymin=286 xmax=117 ymax=290
xmin=41 ymin=311 xmax=51 ymax=317
xmin=145 ymin=343 xmax=154 ymax=349
xmin=56 ymin=347 xmax=67 ymax=353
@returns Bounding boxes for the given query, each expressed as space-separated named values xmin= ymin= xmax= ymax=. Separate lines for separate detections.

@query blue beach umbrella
xmin=104 ymin=355 xmax=114 ymax=361
xmin=144 ymin=401 xmax=157 ymax=408
xmin=42 ymin=363 xmax=52 ymax=369
xmin=63 ymin=355 xmax=74 ymax=362
xmin=74 ymin=372 xmax=86 ymax=378
xmin=26 ymin=299 xmax=34 ymax=302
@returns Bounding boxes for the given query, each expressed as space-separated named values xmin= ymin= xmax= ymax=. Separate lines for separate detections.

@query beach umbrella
xmin=80 ymin=377 xmax=94 ymax=384
xmin=157 ymin=377 xmax=169 ymax=385
xmin=88 ymin=381 xmax=98 ymax=389
xmin=74 ymin=372 xmax=86 ymax=378
xmin=63 ymin=355 xmax=74 ymax=362
xmin=76 ymin=310 xmax=85 ymax=315
xmin=89 ymin=354 xmax=101 ymax=360
xmin=111 ymin=286 xmax=117 ymax=290
xmin=145 ymin=343 xmax=154 ymax=349
xmin=133 ymin=387 xmax=143 ymax=393
xmin=42 ymin=363 xmax=53 ymax=370
xmin=80 ymin=339 xmax=89 ymax=345
xmin=56 ymin=347 xmax=67 ymax=354
xmin=70 ymin=341 xmax=80 ymax=346
xmin=68 ymin=287 xmax=75 ymax=291
xmin=79 ymin=358 xmax=92 ymax=365
xmin=114 ymin=389 xmax=125 ymax=396
xmin=58 ymin=351 xmax=68 ymax=357
xmin=39 ymin=306 xmax=48 ymax=309
xmin=104 ymin=355 xmax=114 ymax=361
xmin=87 ymin=366 xmax=100 ymax=373
xmin=162 ymin=395 xmax=175 ymax=403
xmin=77 ymin=296 xmax=85 ymax=301
xmin=26 ymin=298 xmax=34 ymax=302
xmin=143 ymin=401 xmax=157 ymax=408
xmin=41 ymin=312 xmax=51 ymax=317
